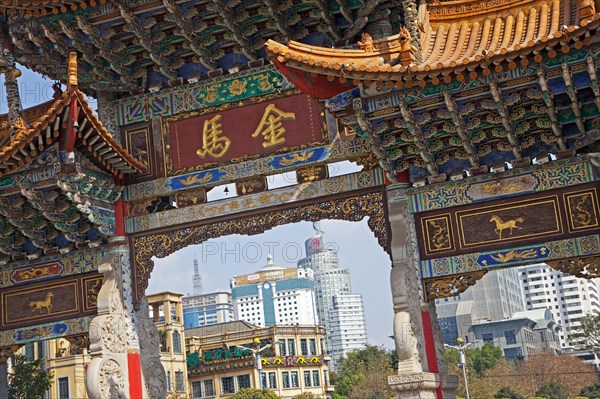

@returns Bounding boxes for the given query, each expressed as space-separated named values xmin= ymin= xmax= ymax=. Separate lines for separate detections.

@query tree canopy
xmin=581 ymin=381 xmax=600 ymax=399
xmin=535 ymin=382 xmax=569 ymax=399
xmin=333 ymin=345 xmax=395 ymax=399
xmin=579 ymin=313 xmax=600 ymax=351
xmin=8 ymin=354 xmax=53 ymax=399
xmin=230 ymin=388 xmax=281 ymax=399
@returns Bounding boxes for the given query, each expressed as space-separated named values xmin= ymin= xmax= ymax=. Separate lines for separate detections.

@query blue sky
xmin=16 ymin=66 xmax=395 ymax=349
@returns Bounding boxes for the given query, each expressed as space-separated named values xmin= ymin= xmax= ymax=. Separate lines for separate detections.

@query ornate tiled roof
xmin=0 ymin=52 xmax=146 ymax=178
xmin=0 ymin=1 xmax=114 ymax=17
xmin=266 ymin=0 xmax=600 ymax=88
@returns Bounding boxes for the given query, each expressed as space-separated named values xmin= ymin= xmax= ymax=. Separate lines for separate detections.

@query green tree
xmin=334 ymin=345 xmax=395 ymax=399
xmin=581 ymin=381 xmax=600 ymax=399
xmin=495 ymin=387 xmax=524 ymax=399
xmin=8 ymin=354 xmax=54 ymax=399
xmin=535 ymin=382 xmax=569 ymax=399
xmin=469 ymin=343 xmax=503 ymax=376
xmin=579 ymin=313 xmax=600 ymax=351
xmin=230 ymin=388 xmax=281 ymax=399
xmin=292 ymin=393 xmax=322 ymax=399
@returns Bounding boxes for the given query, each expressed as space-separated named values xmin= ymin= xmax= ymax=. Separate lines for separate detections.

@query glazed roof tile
xmin=0 ymin=53 xmax=146 ymax=177
xmin=266 ymin=0 xmax=600 ymax=81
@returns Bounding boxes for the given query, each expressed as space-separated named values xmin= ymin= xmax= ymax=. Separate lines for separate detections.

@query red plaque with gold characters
xmin=164 ymin=93 xmax=325 ymax=175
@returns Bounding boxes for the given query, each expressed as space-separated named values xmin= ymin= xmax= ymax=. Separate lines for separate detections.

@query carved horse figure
xmin=29 ymin=292 xmax=54 ymax=313
xmin=489 ymin=215 xmax=525 ymax=239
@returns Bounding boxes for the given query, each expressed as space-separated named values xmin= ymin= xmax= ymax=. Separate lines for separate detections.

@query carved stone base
xmin=388 ymin=372 xmax=440 ymax=399
xmin=440 ymin=374 xmax=459 ymax=399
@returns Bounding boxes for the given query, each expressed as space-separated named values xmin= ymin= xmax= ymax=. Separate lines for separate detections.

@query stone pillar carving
xmin=387 ymin=199 xmax=449 ymax=398
xmin=136 ymin=296 xmax=167 ymax=398
xmin=86 ymin=255 xmax=130 ymax=399
xmin=428 ymin=302 xmax=459 ymax=397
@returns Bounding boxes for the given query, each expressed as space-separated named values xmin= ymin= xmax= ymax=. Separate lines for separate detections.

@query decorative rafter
xmin=489 ymin=82 xmax=522 ymax=160
xmin=399 ymin=100 xmax=438 ymax=175
xmin=586 ymin=57 xmax=600 ymax=114
xmin=75 ymin=16 xmax=136 ymax=88
xmin=443 ymin=91 xmax=479 ymax=167
xmin=537 ymin=70 xmax=567 ymax=152
xmin=342 ymin=0 xmax=382 ymax=42
xmin=118 ymin=4 xmax=177 ymax=81
xmin=213 ymin=0 xmax=256 ymax=61
xmin=162 ymin=0 xmax=217 ymax=70
xmin=561 ymin=63 xmax=586 ymax=135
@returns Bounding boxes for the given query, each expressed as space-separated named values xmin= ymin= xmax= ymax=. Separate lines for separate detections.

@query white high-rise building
xmin=519 ymin=263 xmax=600 ymax=349
xmin=297 ymin=224 xmax=367 ymax=369
xmin=231 ymin=255 xmax=318 ymax=327
xmin=182 ymin=291 xmax=235 ymax=328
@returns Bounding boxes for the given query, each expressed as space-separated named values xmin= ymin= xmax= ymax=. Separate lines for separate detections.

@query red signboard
xmin=165 ymin=93 xmax=325 ymax=175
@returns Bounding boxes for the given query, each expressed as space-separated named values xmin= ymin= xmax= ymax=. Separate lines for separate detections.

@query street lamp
xmin=236 ymin=338 xmax=279 ymax=389
xmin=444 ymin=337 xmax=475 ymax=399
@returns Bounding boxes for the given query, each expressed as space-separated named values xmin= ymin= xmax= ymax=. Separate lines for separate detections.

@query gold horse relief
xmin=29 ymin=292 xmax=54 ymax=314
xmin=489 ymin=215 xmax=525 ymax=239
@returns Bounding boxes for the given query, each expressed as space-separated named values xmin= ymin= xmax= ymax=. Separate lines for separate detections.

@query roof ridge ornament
xmin=67 ymin=52 xmax=78 ymax=90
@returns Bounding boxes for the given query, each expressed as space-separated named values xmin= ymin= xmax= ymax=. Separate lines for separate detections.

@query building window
xmin=309 ymin=338 xmax=317 ymax=355
xmin=58 ymin=377 xmax=69 ymax=399
xmin=237 ymin=374 xmax=251 ymax=389
xmin=167 ymin=371 xmax=172 ymax=392
xmin=191 ymin=381 xmax=202 ymax=399
xmin=482 ymin=333 xmax=494 ymax=343
xmin=323 ymin=370 xmax=329 ymax=387
xmin=291 ymin=371 xmax=300 ymax=388
xmin=175 ymin=371 xmax=185 ymax=392
xmin=304 ymin=371 xmax=312 ymax=387
xmin=24 ymin=343 xmax=34 ymax=362
xmin=37 ymin=341 xmax=45 ymax=359
xmin=172 ymin=330 xmax=182 ymax=353
xmin=504 ymin=330 xmax=517 ymax=345
xmin=282 ymin=371 xmax=291 ymax=388
xmin=279 ymin=340 xmax=286 ymax=356
xmin=287 ymin=339 xmax=296 ymax=356
xmin=203 ymin=379 xmax=215 ymax=396
xmin=268 ymin=372 xmax=277 ymax=389
xmin=300 ymin=338 xmax=308 ymax=356
xmin=221 ymin=376 xmax=235 ymax=394
xmin=312 ymin=370 xmax=321 ymax=386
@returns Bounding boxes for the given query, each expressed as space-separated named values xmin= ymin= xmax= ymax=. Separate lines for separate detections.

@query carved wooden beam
xmin=537 ymin=70 xmax=567 ymax=152
xmin=342 ymin=0 xmax=382 ymax=42
xmin=162 ymin=0 xmax=216 ymax=70
xmin=422 ymin=270 xmax=487 ymax=301
xmin=443 ymin=91 xmax=479 ymax=167
xmin=118 ymin=4 xmax=177 ymax=80
xmin=399 ymin=100 xmax=439 ymax=175
xmin=547 ymin=256 xmax=600 ymax=279
xmin=586 ymin=57 xmax=600 ymax=116
xmin=213 ymin=0 xmax=256 ymax=61
xmin=489 ymin=82 xmax=522 ymax=160
xmin=314 ymin=0 xmax=341 ymax=41
xmin=562 ymin=63 xmax=586 ymax=135
xmin=262 ymin=0 xmax=293 ymax=37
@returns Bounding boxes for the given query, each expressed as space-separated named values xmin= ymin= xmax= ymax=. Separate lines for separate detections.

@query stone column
xmin=86 ymin=254 xmax=130 ymax=398
xmin=387 ymin=198 xmax=458 ymax=398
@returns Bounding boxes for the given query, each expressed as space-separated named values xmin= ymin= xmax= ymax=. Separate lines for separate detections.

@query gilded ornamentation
xmin=357 ymin=33 xmax=374 ymax=53
xmin=29 ymin=292 xmax=53 ymax=313
xmin=423 ymin=271 xmax=487 ymax=300
xmin=547 ymin=256 xmax=600 ymax=279
xmin=489 ymin=215 xmax=525 ymax=239
xmin=196 ymin=115 xmax=231 ymax=159
xmin=428 ymin=220 xmax=449 ymax=250
xmin=252 ymin=104 xmax=295 ymax=148
xmin=177 ymin=173 xmax=214 ymax=187
xmin=566 ymin=190 xmax=599 ymax=231
xmin=131 ymin=190 xmax=389 ymax=307
xmin=278 ymin=150 xmax=316 ymax=166
xmin=574 ymin=196 xmax=593 ymax=226
xmin=489 ymin=249 xmax=538 ymax=263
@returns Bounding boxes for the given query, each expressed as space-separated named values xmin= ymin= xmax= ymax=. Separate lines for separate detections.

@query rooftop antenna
xmin=312 ymin=221 xmax=324 ymax=235
xmin=193 ymin=252 xmax=203 ymax=295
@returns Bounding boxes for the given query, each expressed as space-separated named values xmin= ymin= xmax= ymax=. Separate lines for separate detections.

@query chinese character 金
xmin=252 ymin=104 xmax=296 ymax=148
xmin=196 ymin=114 xmax=231 ymax=158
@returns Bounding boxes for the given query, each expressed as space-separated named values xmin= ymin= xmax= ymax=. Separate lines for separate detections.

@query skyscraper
xmin=182 ymin=291 xmax=235 ymax=328
xmin=231 ymin=255 xmax=318 ymax=327
xmin=297 ymin=224 xmax=367 ymax=369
